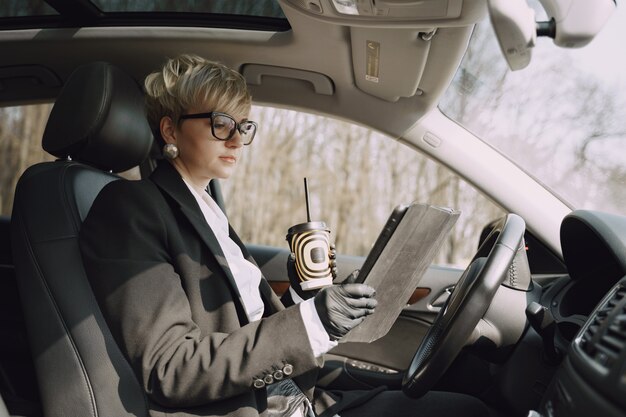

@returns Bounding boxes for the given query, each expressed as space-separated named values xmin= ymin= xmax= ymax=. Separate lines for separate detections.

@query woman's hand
xmin=287 ymin=244 xmax=338 ymax=300
xmin=313 ymin=284 xmax=377 ymax=341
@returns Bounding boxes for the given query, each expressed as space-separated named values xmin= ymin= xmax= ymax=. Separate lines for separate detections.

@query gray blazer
xmin=79 ymin=161 xmax=367 ymax=417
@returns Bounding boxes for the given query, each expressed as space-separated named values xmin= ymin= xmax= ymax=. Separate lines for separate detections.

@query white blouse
xmin=181 ymin=180 xmax=337 ymax=359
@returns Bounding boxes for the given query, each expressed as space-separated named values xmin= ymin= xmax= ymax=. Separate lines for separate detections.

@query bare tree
xmin=221 ymin=104 xmax=504 ymax=266
xmin=0 ymin=104 xmax=54 ymax=215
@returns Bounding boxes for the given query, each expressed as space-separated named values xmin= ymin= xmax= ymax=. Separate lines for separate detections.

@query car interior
xmin=1 ymin=1 xmax=625 ymax=417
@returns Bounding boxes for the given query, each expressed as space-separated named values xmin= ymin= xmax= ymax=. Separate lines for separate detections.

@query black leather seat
xmin=11 ymin=62 xmax=153 ymax=417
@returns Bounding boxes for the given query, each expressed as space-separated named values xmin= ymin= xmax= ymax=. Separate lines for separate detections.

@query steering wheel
xmin=402 ymin=213 xmax=526 ymax=398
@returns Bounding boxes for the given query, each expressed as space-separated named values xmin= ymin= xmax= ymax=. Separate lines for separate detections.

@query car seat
xmin=11 ymin=62 xmax=153 ymax=417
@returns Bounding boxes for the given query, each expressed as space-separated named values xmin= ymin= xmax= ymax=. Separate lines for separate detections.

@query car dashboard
xmin=536 ymin=210 xmax=626 ymax=417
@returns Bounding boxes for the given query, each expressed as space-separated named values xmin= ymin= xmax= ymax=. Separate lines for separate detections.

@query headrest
xmin=42 ymin=62 xmax=153 ymax=173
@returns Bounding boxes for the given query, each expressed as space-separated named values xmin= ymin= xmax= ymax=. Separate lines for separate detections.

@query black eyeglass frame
xmin=178 ymin=111 xmax=257 ymax=145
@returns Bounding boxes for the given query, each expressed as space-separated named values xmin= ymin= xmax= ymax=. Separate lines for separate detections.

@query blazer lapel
xmin=228 ymin=225 xmax=283 ymax=315
xmin=149 ymin=161 xmax=249 ymax=324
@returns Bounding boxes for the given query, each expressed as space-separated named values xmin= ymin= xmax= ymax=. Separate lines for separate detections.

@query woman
xmin=79 ymin=54 xmax=488 ymax=417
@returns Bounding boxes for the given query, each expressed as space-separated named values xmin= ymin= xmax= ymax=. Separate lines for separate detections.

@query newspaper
xmin=341 ymin=203 xmax=460 ymax=343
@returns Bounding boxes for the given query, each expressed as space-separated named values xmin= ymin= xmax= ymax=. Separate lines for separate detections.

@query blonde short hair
xmin=144 ymin=54 xmax=252 ymax=145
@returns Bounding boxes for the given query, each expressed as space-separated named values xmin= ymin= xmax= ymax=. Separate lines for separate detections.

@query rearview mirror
xmin=487 ymin=0 xmax=616 ymax=71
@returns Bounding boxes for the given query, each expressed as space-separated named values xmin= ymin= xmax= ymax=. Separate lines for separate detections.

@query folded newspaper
xmin=341 ymin=203 xmax=460 ymax=343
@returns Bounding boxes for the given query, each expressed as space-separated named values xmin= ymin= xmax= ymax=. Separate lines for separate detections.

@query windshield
xmin=440 ymin=3 xmax=626 ymax=216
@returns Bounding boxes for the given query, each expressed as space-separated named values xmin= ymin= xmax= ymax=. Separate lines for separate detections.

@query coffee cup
xmin=286 ymin=221 xmax=333 ymax=291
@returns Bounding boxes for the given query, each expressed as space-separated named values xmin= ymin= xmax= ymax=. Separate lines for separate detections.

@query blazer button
xmin=273 ymin=370 xmax=284 ymax=381
xmin=263 ymin=374 xmax=274 ymax=385
xmin=282 ymin=364 xmax=294 ymax=376
xmin=253 ymin=379 xmax=265 ymax=389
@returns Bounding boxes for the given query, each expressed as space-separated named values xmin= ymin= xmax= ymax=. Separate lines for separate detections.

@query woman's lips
xmin=219 ymin=155 xmax=237 ymax=163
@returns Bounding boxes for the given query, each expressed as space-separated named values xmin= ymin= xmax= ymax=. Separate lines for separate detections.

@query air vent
xmin=580 ymin=286 xmax=626 ymax=369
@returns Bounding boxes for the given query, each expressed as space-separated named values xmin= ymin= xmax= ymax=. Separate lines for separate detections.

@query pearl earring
xmin=163 ymin=143 xmax=179 ymax=160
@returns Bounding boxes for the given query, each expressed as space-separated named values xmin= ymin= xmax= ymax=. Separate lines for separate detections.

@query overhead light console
xmin=282 ymin=0 xmax=485 ymax=27
xmin=330 ymin=0 xmax=463 ymax=20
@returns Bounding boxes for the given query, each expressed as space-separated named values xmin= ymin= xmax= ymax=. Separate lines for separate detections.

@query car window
xmin=89 ymin=0 xmax=284 ymax=17
xmin=0 ymin=1 xmax=57 ymax=17
xmin=1 ymin=103 xmax=503 ymax=267
xmin=0 ymin=0 xmax=288 ymax=31
xmin=0 ymin=103 xmax=140 ymax=217
xmin=221 ymin=106 xmax=505 ymax=268
xmin=0 ymin=104 xmax=54 ymax=216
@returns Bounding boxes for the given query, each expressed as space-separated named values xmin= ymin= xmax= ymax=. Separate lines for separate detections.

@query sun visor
xmin=351 ymin=27 xmax=432 ymax=102
xmin=279 ymin=0 xmax=486 ymax=102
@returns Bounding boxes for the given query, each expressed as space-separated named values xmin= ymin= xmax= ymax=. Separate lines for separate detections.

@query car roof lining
xmin=0 ymin=0 xmax=481 ymax=138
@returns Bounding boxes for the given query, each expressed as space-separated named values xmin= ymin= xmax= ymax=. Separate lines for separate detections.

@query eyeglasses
xmin=179 ymin=111 xmax=257 ymax=145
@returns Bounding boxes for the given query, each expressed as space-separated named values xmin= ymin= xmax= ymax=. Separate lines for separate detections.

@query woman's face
xmin=164 ymin=107 xmax=247 ymax=185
